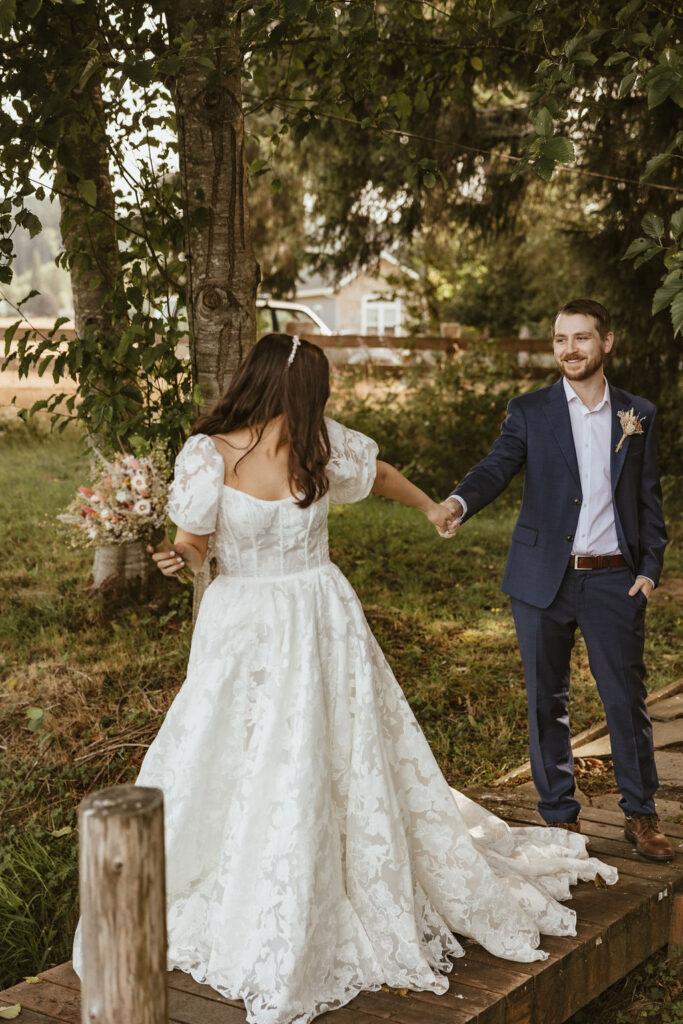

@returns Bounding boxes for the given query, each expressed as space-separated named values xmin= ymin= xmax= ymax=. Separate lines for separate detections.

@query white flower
xmin=87 ymin=527 xmax=97 ymax=539
xmin=116 ymin=489 xmax=129 ymax=503
xmin=133 ymin=499 xmax=152 ymax=515
xmin=130 ymin=472 xmax=147 ymax=492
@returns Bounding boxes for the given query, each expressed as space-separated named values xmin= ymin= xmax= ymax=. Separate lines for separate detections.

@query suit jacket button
xmin=567 ymin=534 xmax=574 ymax=541
xmin=574 ymin=498 xmax=581 ymax=505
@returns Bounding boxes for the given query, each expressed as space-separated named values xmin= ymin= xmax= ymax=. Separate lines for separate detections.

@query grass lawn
xmin=1 ymin=426 xmax=681 ymax=1007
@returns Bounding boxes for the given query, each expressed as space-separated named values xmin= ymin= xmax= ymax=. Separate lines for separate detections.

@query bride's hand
xmin=147 ymin=540 xmax=192 ymax=577
xmin=425 ymin=501 xmax=460 ymax=538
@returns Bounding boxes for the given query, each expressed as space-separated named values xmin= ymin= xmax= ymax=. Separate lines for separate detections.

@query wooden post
xmin=669 ymin=893 xmax=683 ymax=960
xmin=79 ymin=786 xmax=168 ymax=1024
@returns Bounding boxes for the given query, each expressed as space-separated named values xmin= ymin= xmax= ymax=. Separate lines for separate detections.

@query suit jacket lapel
xmin=611 ymin=386 xmax=633 ymax=492
xmin=543 ymin=380 xmax=581 ymax=487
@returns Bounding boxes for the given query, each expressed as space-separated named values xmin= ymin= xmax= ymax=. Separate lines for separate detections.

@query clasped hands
xmin=427 ymin=497 xmax=463 ymax=539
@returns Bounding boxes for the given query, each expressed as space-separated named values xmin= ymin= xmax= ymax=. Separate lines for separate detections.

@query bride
xmin=73 ymin=332 xmax=617 ymax=1024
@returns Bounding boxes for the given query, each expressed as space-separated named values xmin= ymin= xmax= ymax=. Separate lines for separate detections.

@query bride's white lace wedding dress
xmin=73 ymin=418 xmax=617 ymax=1024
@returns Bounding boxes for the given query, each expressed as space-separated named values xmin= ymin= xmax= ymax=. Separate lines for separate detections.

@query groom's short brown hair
xmin=553 ymin=299 xmax=611 ymax=339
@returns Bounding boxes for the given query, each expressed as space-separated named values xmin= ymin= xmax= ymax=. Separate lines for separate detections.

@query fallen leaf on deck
xmin=0 ymin=1005 xmax=22 ymax=1019
xmin=23 ymin=976 xmax=41 ymax=983
xmin=594 ymin=874 xmax=608 ymax=888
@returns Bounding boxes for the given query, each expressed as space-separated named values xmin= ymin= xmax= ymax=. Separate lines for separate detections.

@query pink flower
xmin=78 ymin=487 xmax=94 ymax=496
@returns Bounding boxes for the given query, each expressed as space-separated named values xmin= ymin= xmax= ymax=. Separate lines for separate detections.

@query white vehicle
xmin=256 ymin=299 xmax=331 ymax=337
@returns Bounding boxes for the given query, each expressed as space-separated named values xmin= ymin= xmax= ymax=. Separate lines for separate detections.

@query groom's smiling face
xmin=552 ymin=312 xmax=614 ymax=382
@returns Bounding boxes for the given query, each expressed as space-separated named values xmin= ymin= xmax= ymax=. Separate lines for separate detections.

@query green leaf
xmin=671 ymin=290 xmax=683 ymax=336
xmin=16 ymin=211 xmax=42 ymax=238
xmin=24 ymin=0 xmax=42 ymax=15
xmin=642 ymin=212 xmax=665 ymax=239
xmin=3 ymin=320 xmax=20 ymax=347
xmin=641 ymin=152 xmax=670 ymax=181
xmin=423 ymin=172 xmax=436 ymax=189
xmin=78 ymin=179 xmax=97 ymax=206
xmin=671 ymin=209 xmax=683 ymax=239
xmin=493 ymin=9 xmax=521 ymax=28
xmin=616 ymin=0 xmax=644 ymax=23
xmin=470 ymin=56 xmax=483 ymax=72
xmin=38 ymin=355 xmax=53 ymax=377
xmin=533 ymin=156 xmax=554 ymax=182
xmin=605 ymin=51 xmax=632 ymax=67
xmin=622 ymin=237 xmax=655 ymax=260
xmin=391 ymin=91 xmax=412 ymax=120
xmin=652 ymin=276 xmax=683 ymax=316
xmin=542 ymin=137 xmax=574 ymax=163
xmin=26 ymin=706 xmax=45 ymax=732
xmin=533 ymin=107 xmax=553 ymax=137
xmin=249 ymin=158 xmax=270 ymax=177
xmin=633 ymin=248 xmax=660 ymax=270
xmin=0 ymin=0 xmax=17 ymax=34
xmin=647 ymin=73 xmax=675 ymax=109
xmin=79 ymin=54 xmax=103 ymax=90
xmin=618 ymin=72 xmax=637 ymax=98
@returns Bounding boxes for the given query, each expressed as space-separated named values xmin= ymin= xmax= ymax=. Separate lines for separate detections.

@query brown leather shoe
xmin=549 ymin=820 xmax=581 ymax=834
xmin=624 ymin=813 xmax=674 ymax=862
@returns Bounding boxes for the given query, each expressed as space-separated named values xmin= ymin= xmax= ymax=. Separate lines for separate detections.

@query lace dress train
xmin=73 ymin=419 xmax=617 ymax=1024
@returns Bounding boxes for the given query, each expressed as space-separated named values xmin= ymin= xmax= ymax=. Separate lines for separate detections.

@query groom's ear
xmin=603 ymin=331 xmax=615 ymax=356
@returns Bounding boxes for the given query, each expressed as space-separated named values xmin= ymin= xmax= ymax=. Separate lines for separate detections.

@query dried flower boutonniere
xmin=615 ymin=408 xmax=646 ymax=453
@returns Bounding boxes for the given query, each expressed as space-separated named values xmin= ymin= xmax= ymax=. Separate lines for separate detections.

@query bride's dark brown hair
xmin=192 ymin=333 xmax=331 ymax=508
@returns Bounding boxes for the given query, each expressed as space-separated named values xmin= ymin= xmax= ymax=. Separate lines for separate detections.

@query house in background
xmin=294 ymin=253 xmax=418 ymax=335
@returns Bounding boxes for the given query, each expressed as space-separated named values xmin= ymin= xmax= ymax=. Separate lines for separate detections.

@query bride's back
xmin=212 ymin=419 xmax=295 ymax=502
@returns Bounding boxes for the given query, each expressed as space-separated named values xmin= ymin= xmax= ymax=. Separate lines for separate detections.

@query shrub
xmin=330 ymin=344 xmax=525 ymax=497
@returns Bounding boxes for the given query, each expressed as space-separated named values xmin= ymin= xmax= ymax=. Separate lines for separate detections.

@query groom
xmin=443 ymin=299 xmax=672 ymax=861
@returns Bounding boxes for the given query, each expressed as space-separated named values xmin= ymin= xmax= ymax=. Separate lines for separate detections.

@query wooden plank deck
xmin=2 ymin=791 xmax=681 ymax=1024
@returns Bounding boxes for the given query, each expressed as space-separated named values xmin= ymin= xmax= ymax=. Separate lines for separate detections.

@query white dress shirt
xmin=563 ymin=376 xmax=621 ymax=556
xmin=453 ymin=378 xmax=651 ymax=583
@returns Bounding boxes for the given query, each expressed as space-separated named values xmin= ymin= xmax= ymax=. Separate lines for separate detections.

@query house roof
xmin=296 ymin=252 xmax=418 ymax=299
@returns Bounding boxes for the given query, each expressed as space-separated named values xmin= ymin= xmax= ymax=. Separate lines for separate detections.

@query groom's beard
xmin=556 ymin=350 xmax=604 ymax=381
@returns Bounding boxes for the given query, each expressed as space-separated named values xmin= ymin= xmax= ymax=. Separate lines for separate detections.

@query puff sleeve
xmin=166 ymin=434 xmax=225 ymax=535
xmin=326 ymin=418 xmax=379 ymax=504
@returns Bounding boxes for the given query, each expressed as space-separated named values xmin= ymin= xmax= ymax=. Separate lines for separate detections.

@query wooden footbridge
xmin=3 ymin=681 xmax=682 ymax=1023
xmin=1 ymin=792 xmax=681 ymax=1024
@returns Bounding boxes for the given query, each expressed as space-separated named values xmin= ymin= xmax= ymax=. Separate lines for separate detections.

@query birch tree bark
xmin=165 ymin=0 xmax=259 ymax=616
xmin=166 ymin=0 xmax=259 ymax=415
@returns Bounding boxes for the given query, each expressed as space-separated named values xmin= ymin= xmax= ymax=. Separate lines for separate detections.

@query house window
xmin=361 ymin=295 xmax=401 ymax=336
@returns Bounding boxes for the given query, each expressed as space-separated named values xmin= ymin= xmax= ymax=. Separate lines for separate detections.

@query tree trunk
xmin=90 ymin=541 xmax=154 ymax=595
xmin=165 ymin=0 xmax=259 ymax=617
xmin=79 ymin=785 xmax=168 ymax=1024
xmin=56 ymin=61 xmax=133 ymax=593
xmin=166 ymin=0 xmax=259 ymax=414
xmin=57 ymin=74 xmax=123 ymax=352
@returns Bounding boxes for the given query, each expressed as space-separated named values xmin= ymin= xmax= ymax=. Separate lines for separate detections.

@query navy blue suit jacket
xmin=450 ymin=380 xmax=668 ymax=609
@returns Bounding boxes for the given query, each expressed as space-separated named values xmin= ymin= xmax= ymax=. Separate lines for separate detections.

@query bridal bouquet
xmin=58 ymin=447 xmax=170 ymax=547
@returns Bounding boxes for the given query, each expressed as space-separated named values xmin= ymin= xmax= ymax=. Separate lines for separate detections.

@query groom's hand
xmin=437 ymin=498 xmax=463 ymax=538
xmin=628 ymin=575 xmax=654 ymax=599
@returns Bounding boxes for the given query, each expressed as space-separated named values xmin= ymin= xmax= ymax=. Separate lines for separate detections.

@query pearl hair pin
xmin=287 ymin=335 xmax=300 ymax=368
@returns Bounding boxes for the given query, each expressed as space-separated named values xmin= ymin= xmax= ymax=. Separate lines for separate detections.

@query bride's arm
xmin=371 ymin=461 xmax=457 ymax=536
xmin=148 ymin=528 xmax=209 ymax=576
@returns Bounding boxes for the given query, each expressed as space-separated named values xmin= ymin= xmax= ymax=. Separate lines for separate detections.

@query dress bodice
xmin=214 ymin=489 xmax=331 ymax=578
xmin=167 ymin=419 xmax=379 ymax=579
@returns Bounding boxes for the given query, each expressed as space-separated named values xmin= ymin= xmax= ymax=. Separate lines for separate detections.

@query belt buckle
xmin=573 ymin=555 xmax=591 ymax=570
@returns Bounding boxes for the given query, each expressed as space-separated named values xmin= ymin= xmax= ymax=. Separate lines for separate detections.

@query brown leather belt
xmin=568 ymin=554 xmax=627 ymax=570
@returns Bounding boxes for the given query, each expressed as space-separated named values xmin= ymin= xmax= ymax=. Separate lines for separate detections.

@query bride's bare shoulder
xmin=209 ymin=429 xmax=253 ymax=461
